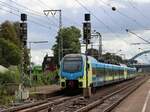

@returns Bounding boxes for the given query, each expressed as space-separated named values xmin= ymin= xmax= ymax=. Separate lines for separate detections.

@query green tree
xmin=0 ymin=21 xmax=20 ymax=46
xmin=0 ymin=38 xmax=21 ymax=67
xmin=0 ymin=20 xmax=29 ymax=72
xmin=52 ymin=26 xmax=81 ymax=65
xmin=87 ymin=48 xmax=99 ymax=59
xmin=102 ymin=52 xmax=123 ymax=64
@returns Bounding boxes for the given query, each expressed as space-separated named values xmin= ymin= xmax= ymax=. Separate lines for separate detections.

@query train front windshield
xmin=63 ymin=57 xmax=82 ymax=73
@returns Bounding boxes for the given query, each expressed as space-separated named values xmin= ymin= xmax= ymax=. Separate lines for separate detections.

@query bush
xmin=0 ymin=71 xmax=19 ymax=85
xmin=31 ymin=70 xmax=59 ymax=86
xmin=0 ymin=95 xmax=14 ymax=106
xmin=0 ymin=67 xmax=20 ymax=95
xmin=0 ymin=38 xmax=21 ymax=67
xmin=22 ymin=75 xmax=31 ymax=87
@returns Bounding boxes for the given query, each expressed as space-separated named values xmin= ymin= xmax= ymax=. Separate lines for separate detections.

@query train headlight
xmin=79 ymin=82 xmax=83 ymax=87
xmin=61 ymin=82 xmax=65 ymax=87
xmin=61 ymin=76 xmax=65 ymax=79
xmin=79 ymin=76 xmax=83 ymax=79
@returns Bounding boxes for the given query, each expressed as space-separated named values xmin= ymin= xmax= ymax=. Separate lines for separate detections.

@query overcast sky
xmin=0 ymin=0 xmax=150 ymax=65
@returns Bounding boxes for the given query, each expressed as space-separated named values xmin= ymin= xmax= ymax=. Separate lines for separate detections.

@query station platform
xmin=112 ymin=76 xmax=150 ymax=112
xmin=29 ymin=85 xmax=61 ymax=99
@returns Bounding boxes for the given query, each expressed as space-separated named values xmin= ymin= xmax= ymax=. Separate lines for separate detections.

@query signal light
xmin=61 ymin=82 xmax=65 ymax=87
xmin=83 ymin=22 xmax=91 ymax=44
xmin=21 ymin=13 xmax=27 ymax=21
xmin=20 ymin=22 xmax=27 ymax=46
xmin=85 ymin=13 xmax=90 ymax=21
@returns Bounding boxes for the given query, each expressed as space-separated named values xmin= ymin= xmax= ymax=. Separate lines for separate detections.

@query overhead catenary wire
xmin=37 ymin=0 xmax=80 ymax=26
xmin=95 ymin=0 xmax=124 ymax=31
xmin=126 ymin=29 xmax=150 ymax=44
xmin=100 ymin=0 xmax=149 ymax=29
xmin=7 ymin=0 xmax=58 ymax=27
xmin=0 ymin=1 xmax=56 ymax=27
xmin=99 ymin=0 xmax=150 ymax=46
xmin=128 ymin=0 xmax=150 ymax=25
xmin=0 ymin=6 xmax=51 ymax=30
xmin=75 ymin=0 xmax=130 ymax=45
xmin=75 ymin=0 xmax=117 ymax=35
xmin=36 ymin=0 xmax=59 ymax=26
xmin=9 ymin=0 xmax=44 ymax=16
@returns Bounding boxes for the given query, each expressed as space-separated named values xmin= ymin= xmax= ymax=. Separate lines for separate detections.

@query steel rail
xmin=75 ymin=77 xmax=147 ymax=112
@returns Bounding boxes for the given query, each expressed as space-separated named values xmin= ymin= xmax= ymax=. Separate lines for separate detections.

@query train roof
xmin=64 ymin=54 xmax=82 ymax=58
xmin=86 ymin=55 xmax=135 ymax=71
xmin=85 ymin=55 xmax=119 ymax=69
xmin=63 ymin=54 xmax=136 ymax=71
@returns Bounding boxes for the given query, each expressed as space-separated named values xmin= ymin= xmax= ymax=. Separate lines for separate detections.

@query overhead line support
xmin=43 ymin=9 xmax=62 ymax=65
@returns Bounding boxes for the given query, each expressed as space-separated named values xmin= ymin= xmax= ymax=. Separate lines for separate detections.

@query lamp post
xmin=28 ymin=41 xmax=48 ymax=87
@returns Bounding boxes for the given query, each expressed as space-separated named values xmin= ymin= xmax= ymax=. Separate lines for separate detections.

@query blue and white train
xmin=59 ymin=54 xmax=137 ymax=90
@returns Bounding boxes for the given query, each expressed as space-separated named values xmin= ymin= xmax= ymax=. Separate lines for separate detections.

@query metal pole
xmin=86 ymin=37 xmax=88 ymax=95
xmin=29 ymin=42 xmax=32 ymax=87
xmin=96 ymin=32 xmax=102 ymax=60
xmin=20 ymin=45 xmax=24 ymax=100
xmin=20 ymin=21 xmax=26 ymax=86
xmin=28 ymin=41 xmax=48 ymax=87
xmin=59 ymin=10 xmax=63 ymax=61
xmin=43 ymin=9 xmax=62 ymax=65
xmin=91 ymin=42 xmax=93 ymax=57
xmin=83 ymin=14 xmax=91 ymax=97
xmin=99 ymin=34 xmax=101 ymax=60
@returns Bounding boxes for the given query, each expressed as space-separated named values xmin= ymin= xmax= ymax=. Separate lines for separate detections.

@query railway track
xmin=49 ymin=76 xmax=147 ymax=112
xmin=76 ymin=76 xmax=148 ymax=112
xmin=1 ymin=95 xmax=80 ymax=112
xmin=2 ymin=76 xmax=148 ymax=112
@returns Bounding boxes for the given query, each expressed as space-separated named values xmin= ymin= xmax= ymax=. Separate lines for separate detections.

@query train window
xmin=117 ymin=70 xmax=119 ymax=76
xmin=99 ymin=68 xmax=105 ymax=76
xmin=105 ymin=68 xmax=110 ymax=76
xmin=63 ymin=57 xmax=82 ymax=73
xmin=92 ymin=68 xmax=96 ymax=75
xmin=92 ymin=67 xmax=104 ymax=76
xmin=96 ymin=68 xmax=99 ymax=75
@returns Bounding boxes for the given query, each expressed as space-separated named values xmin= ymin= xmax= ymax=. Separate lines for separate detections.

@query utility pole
xmin=83 ymin=13 xmax=91 ymax=98
xmin=43 ymin=10 xmax=62 ymax=65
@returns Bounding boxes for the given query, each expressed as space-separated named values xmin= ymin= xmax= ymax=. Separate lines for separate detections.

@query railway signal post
xmin=83 ymin=13 xmax=91 ymax=98
xmin=16 ymin=13 xmax=29 ymax=101
xmin=20 ymin=13 xmax=27 ymax=85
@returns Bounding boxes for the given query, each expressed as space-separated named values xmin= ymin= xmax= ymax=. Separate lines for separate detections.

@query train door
xmin=124 ymin=69 xmax=127 ymax=79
